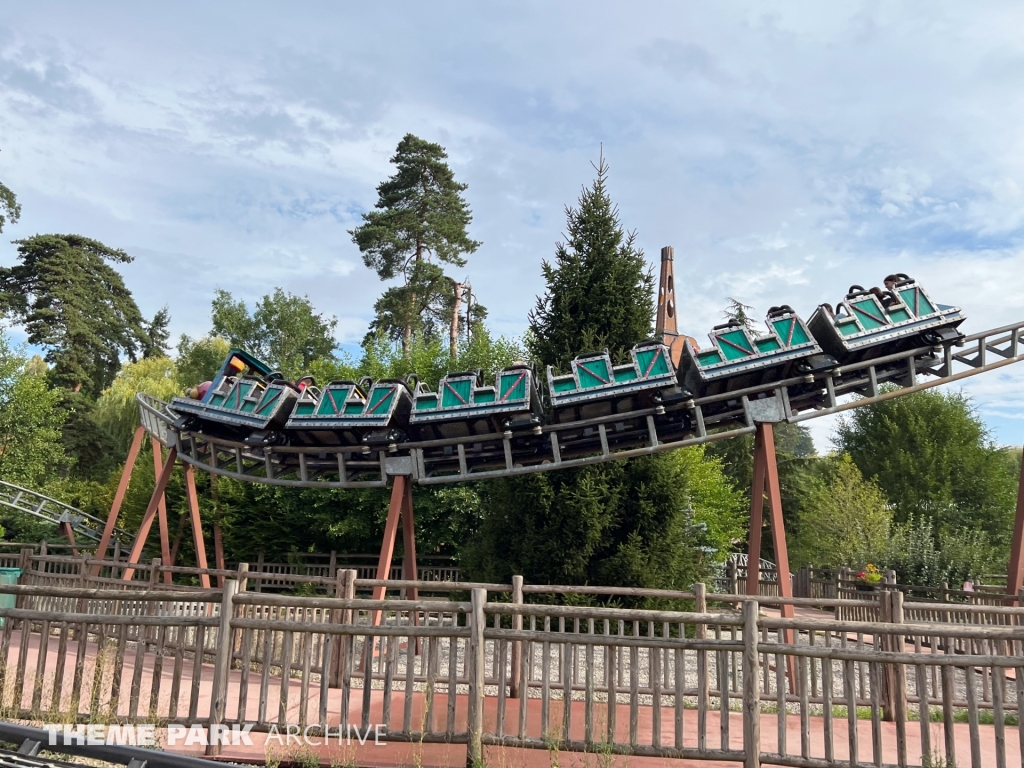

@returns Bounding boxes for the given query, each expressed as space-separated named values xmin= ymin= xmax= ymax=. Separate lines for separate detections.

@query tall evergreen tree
xmin=463 ymin=156 xmax=744 ymax=601
xmin=142 ymin=307 xmax=172 ymax=358
xmin=350 ymin=134 xmax=481 ymax=355
xmin=0 ymin=235 xmax=151 ymax=396
xmin=528 ymin=155 xmax=653 ymax=371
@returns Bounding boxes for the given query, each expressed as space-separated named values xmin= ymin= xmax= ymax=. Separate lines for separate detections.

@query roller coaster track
xmin=137 ymin=319 xmax=1024 ymax=489
xmin=0 ymin=481 xmax=130 ymax=543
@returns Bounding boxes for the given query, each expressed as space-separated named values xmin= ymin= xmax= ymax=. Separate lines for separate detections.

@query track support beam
xmin=1008 ymin=436 xmax=1024 ymax=601
xmin=184 ymin=463 xmax=212 ymax=590
xmin=122 ymin=446 xmax=178 ymax=581
xmin=371 ymin=475 xmax=418 ymax=607
xmin=746 ymin=419 xmax=797 ymax=689
xmin=151 ymin=436 xmax=174 ymax=584
xmin=92 ymin=425 xmax=145 ymax=574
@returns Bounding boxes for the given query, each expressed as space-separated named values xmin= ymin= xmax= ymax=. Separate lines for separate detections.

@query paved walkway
xmin=4 ymin=627 xmax=1019 ymax=767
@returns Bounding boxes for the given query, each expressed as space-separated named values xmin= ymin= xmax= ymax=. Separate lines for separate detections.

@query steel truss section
xmin=0 ymin=480 xmax=130 ymax=544
xmin=136 ymin=320 xmax=1024 ymax=489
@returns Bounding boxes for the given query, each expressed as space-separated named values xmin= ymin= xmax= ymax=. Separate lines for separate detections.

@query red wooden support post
xmin=746 ymin=426 xmax=767 ymax=596
xmin=122 ymin=446 xmax=177 ymax=581
xmin=57 ymin=520 xmax=79 ymax=556
xmin=401 ymin=483 xmax=419 ymax=602
xmin=213 ymin=523 xmax=226 ymax=589
xmin=760 ymin=422 xmax=796 ymax=616
xmin=371 ymin=476 xmax=408 ymax=618
xmin=746 ymin=407 xmax=798 ymax=691
xmin=1007 ymin=437 xmax=1024 ymax=601
xmin=151 ymin=436 xmax=174 ymax=584
xmin=92 ymin=424 xmax=145 ymax=575
xmin=184 ymin=463 xmax=212 ymax=589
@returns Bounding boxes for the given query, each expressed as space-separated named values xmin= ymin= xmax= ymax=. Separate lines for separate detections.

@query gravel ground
xmin=349 ymin=609 xmax=1018 ymax=716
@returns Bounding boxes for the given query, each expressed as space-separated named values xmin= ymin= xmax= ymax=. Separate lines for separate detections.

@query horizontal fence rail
xmin=0 ymin=571 xmax=1021 ymax=766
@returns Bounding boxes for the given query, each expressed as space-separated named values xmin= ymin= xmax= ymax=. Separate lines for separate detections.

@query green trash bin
xmin=0 ymin=567 xmax=22 ymax=627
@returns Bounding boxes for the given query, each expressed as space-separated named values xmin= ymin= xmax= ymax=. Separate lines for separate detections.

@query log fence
xmin=0 ymin=565 xmax=1021 ymax=766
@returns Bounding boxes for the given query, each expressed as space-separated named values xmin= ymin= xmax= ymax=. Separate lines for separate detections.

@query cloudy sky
xmin=2 ymin=2 xmax=1023 ymax=449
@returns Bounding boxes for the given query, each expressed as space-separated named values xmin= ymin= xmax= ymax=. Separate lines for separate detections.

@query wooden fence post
xmin=742 ymin=599 xmax=761 ymax=768
xmin=148 ymin=558 xmax=161 ymax=587
xmin=889 ymin=590 xmax=908 ymax=762
xmin=255 ymin=552 xmax=264 ymax=593
xmin=509 ymin=575 xmax=523 ymax=698
xmin=468 ymin=587 xmax=486 ymax=767
xmin=236 ymin=562 xmax=249 ymax=593
xmin=329 ymin=569 xmax=356 ymax=688
xmin=17 ymin=547 xmax=31 ymax=575
xmin=208 ymin=577 xmax=239 ymax=756
xmin=695 ymin=582 xmax=710 ymax=708
xmin=880 ymin=589 xmax=895 ymax=720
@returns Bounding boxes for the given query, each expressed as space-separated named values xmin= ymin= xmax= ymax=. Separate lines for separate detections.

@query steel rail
xmin=135 ymin=319 xmax=1024 ymax=489
xmin=0 ymin=481 xmax=130 ymax=543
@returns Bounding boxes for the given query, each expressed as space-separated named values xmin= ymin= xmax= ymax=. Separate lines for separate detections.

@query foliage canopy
xmin=834 ymin=388 xmax=1017 ymax=538
xmin=209 ymin=288 xmax=337 ymax=379
xmin=0 ymin=333 xmax=67 ymax=486
xmin=0 ymin=235 xmax=152 ymax=396
xmin=528 ymin=156 xmax=654 ymax=372
xmin=350 ymin=134 xmax=481 ymax=353
xmin=790 ymin=454 xmax=892 ymax=569
xmin=0 ymin=149 xmax=20 ymax=233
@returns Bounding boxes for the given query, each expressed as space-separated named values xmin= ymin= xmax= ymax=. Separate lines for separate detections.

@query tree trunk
xmin=403 ymin=241 xmax=424 ymax=358
xmin=448 ymin=279 xmax=463 ymax=362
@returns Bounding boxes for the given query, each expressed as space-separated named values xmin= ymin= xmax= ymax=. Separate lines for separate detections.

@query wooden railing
xmin=0 ymin=544 xmax=461 ymax=591
xmin=0 ymin=577 xmax=1021 ymax=767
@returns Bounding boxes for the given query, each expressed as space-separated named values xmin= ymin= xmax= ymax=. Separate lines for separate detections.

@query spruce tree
xmin=463 ymin=156 xmax=744 ymax=602
xmin=528 ymin=154 xmax=653 ymax=370
xmin=350 ymin=134 xmax=481 ymax=355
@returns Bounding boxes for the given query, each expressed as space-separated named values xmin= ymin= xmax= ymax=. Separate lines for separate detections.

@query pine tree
xmin=0 ymin=149 xmax=20 ymax=234
xmin=722 ymin=297 xmax=756 ymax=331
xmin=350 ymin=134 xmax=481 ymax=355
xmin=528 ymin=154 xmax=653 ymax=371
xmin=0 ymin=235 xmax=152 ymax=396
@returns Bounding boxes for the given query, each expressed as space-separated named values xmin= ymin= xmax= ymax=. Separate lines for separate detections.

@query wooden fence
xmin=0 ymin=543 xmax=460 ymax=590
xmin=0 ymin=563 xmax=1022 ymax=766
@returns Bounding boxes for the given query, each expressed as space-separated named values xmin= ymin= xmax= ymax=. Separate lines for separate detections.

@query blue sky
xmin=1 ymin=2 xmax=1023 ymax=450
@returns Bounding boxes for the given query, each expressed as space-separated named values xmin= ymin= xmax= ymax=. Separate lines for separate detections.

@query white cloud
xmin=0 ymin=2 xmax=1023 ymax=446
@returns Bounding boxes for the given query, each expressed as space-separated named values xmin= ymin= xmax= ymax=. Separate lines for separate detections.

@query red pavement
xmin=4 ymin=628 xmax=1019 ymax=767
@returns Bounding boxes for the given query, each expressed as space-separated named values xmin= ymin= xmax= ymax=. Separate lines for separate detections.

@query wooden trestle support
xmin=1008 ymin=435 xmax=1024 ymax=601
xmin=745 ymin=401 xmax=798 ymax=689
xmin=89 ymin=424 xmax=214 ymax=589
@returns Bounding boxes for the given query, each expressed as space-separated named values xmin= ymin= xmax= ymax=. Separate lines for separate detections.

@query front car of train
xmin=170 ymin=349 xmax=302 ymax=443
xmin=806 ymin=274 xmax=965 ymax=366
